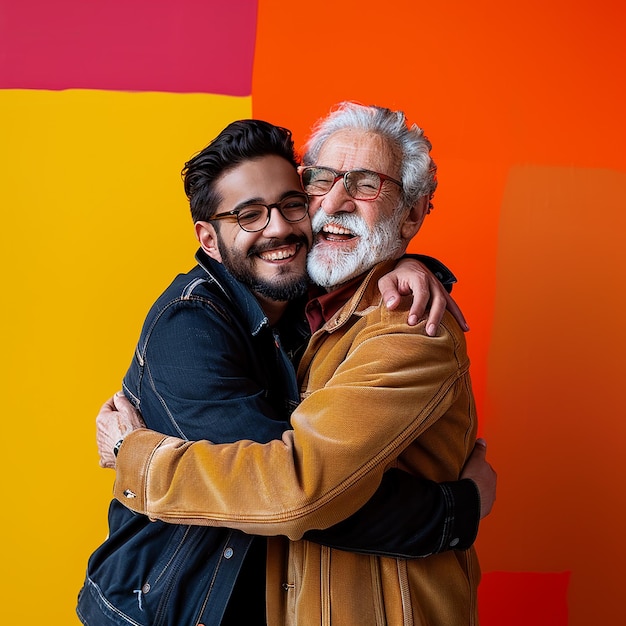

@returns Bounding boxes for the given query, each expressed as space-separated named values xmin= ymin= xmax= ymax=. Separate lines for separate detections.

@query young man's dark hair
xmin=183 ymin=120 xmax=299 ymax=223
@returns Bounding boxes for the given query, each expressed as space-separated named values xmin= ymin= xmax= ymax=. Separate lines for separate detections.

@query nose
xmin=317 ymin=177 xmax=355 ymax=216
xmin=261 ymin=205 xmax=296 ymax=237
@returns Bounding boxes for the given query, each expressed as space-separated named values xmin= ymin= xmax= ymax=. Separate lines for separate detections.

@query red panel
xmin=479 ymin=572 xmax=570 ymax=626
xmin=0 ymin=0 xmax=258 ymax=94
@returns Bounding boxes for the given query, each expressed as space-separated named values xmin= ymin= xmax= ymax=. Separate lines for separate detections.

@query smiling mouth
xmin=319 ymin=223 xmax=357 ymax=242
xmin=257 ymin=242 xmax=302 ymax=262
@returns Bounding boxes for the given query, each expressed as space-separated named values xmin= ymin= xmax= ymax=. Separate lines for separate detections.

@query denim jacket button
xmin=223 ymin=547 xmax=234 ymax=559
xmin=449 ymin=537 xmax=460 ymax=547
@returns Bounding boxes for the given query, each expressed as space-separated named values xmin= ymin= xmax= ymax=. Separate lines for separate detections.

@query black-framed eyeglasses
xmin=209 ymin=193 xmax=309 ymax=233
xmin=299 ymin=166 xmax=402 ymax=201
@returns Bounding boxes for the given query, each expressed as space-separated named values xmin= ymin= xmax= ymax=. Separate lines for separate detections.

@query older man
xmin=98 ymin=104 xmax=495 ymax=625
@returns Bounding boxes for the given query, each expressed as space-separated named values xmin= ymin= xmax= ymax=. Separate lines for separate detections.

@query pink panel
xmin=479 ymin=571 xmax=570 ymax=626
xmin=0 ymin=0 xmax=258 ymax=94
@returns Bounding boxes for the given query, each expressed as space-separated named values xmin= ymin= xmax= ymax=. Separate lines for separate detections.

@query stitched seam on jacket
xmin=321 ymin=546 xmax=331 ymax=626
xmin=143 ymin=436 xmax=170 ymax=517
xmin=83 ymin=576 xmax=143 ymax=625
xmin=396 ymin=559 xmax=413 ymax=626
xmin=369 ymin=556 xmax=386 ymax=626
xmin=436 ymin=483 xmax=455 ymax=552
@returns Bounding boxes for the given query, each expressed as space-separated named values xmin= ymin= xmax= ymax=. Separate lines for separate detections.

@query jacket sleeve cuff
xmin=113 ymin=429 xmax=169 ymax=516
xmin=401 ymin=253 xmax=458 ymax=293
xmin=437 ymin=478 xmax=481 ymax=551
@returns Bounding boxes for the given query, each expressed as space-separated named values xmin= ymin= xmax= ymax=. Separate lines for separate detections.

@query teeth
xmin=259 ymin=246 xmax=296 ymax=261
xmin=323 ymin=224 xmax=353 ymax=236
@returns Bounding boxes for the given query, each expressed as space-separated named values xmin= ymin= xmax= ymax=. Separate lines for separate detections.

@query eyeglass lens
xmin=237 ymin=195 xmax=309 ymax=231
xmin=301 ymin=168 xmax=384 ymax=200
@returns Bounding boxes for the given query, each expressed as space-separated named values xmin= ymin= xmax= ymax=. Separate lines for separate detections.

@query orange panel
xmin=252 ymin=2 xmax=626 ymax=624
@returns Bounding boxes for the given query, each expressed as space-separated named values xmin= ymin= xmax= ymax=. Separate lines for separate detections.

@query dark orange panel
xmin=479 ymin=571 xmax=570 ymax=625
xmin=482 ymin=165 xmax=626 ymax=623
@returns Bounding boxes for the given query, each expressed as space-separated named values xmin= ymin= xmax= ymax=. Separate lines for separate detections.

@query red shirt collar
xmin=305 ymin=276 xmax=363 ymax=333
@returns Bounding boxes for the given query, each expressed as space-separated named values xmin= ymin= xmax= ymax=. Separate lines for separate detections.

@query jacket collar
xmin=323 ymin=260 xmax=396 ymax=333
xmin=194 ymin=248 xmax=271 ymax=337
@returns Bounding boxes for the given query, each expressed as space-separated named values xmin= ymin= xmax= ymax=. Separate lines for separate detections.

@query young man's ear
xmin=195 ymin=221 xmax=222 ymax=262
xmin=400 ymin=196 xmax=430 ymax=241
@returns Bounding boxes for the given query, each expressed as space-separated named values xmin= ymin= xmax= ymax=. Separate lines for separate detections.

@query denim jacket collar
xmin=195 ymin=248 xmax=270 ymax=337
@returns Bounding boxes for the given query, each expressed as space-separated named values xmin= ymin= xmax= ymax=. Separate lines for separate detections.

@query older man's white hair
xmin=303 ymin=102 xmax=437 ymax=208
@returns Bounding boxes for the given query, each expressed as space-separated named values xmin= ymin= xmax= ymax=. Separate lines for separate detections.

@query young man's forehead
xmin=216 ymin=154 xmax=303 ymax=204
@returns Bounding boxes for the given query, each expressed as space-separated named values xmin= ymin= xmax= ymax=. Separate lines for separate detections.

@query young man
xmin=83 ymin=115 xmax=494 ymax=625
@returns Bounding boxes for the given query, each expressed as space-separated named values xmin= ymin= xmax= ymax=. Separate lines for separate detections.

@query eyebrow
xmin=233 ymin=190 xmax=306 ymax=211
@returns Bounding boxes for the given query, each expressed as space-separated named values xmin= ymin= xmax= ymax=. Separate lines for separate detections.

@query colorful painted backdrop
xmin=1 ymin=1 xmax=624 ymax=624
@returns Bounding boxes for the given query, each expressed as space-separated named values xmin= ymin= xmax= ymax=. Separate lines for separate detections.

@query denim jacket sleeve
xmin=303 ymin=470 xmax=480 ymax=556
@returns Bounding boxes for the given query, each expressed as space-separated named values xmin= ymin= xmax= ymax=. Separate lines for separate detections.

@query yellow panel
xmin=0 ymin=89 xmax=251 ymax=624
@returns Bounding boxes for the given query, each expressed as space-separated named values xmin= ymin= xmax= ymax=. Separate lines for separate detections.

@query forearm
xmin=114 ymin=323 xmax=466 ymax=539
xmin=302 ymin=470 xmax=480 ymax=557
xmin=114 ymin=428 xmax=387 ymax=538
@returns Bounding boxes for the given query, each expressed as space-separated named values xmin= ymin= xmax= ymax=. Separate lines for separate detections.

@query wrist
xmin=438 ymin=479 xmax=481 ymax=550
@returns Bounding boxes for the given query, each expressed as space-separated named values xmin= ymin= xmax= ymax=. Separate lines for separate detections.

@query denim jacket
xmin=77 ymin=249 xmax=479 ymax=626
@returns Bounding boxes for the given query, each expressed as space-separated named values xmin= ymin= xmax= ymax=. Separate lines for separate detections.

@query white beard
xmin=307 ymin=209 xmax=406 ymax=289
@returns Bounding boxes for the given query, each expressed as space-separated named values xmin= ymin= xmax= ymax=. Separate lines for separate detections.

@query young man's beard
xmin=307 ymin=208 xmax=406 ymax=289
xmin=217 ymin=235 xmax=310 ymax=302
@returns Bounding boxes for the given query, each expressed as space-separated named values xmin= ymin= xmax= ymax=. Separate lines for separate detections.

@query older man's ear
xmin=400 ymin=196 xmax=430 ymax=242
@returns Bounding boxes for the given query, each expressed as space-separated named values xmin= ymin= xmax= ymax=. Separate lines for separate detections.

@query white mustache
xmin=310 ymin=211 xmax=369 ymax=238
